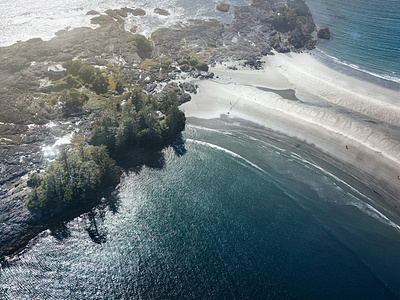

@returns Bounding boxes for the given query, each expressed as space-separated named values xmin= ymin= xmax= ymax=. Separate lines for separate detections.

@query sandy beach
xmin=180 ymin=52 xmax=400 ymax=208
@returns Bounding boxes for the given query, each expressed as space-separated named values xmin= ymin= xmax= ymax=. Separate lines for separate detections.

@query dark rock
xmin=131 ymin=8 xmax=146 ymax=16
xmin=122 ymin=7 xmax=134 ymax=13
xmin=152 ymin=19 xmax=224 ymax=61
xmin=317 ymin=28 xmax=331 ymax=39
xmin=86 ymin=10 xmax=99 ymax=16
xmin=105 ymin=9 xmax=120 ymax=19
xmin=154 ymin=8 xmax=170 ymax=16
xmin=216 ymin=3 xmax=230 ymax=13
xmin=91 ymin=15 xmax=114 ymax=26
xmin=180 ymin=82 xmax=197 ymax=94
xmin=130 ymin=26 xmax=138 ymax=33
xmin=146 ymin=83 xmax=157 ymax=93
xmin=115 ymin=9 xmax=128 ymax=18
xmin=121 ymin=7 xmax=145 ymax=16
xmin=155 ymin=73 xmax=168 ymax=82
xmin=178 ymin=93 xmax=191 ymax=104
xmin=244 ymin=59 xmax=264 ymax=69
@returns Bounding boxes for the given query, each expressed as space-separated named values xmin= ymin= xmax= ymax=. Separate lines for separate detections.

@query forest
xmin=27 ymin=63 xmax=186 ymax=217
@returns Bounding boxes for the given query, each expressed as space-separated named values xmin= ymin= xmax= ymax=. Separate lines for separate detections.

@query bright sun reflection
xmin=42 ymin=132 xmax=74 ymax=159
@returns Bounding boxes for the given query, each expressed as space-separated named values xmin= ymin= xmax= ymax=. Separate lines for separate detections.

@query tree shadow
xmin=115 ymin=134 xmax=187 ymax=172
xmin=48 ymin=135 xmax=187 ymax=246
xmin=50 ymin=222 xmax=71 ymax=241
xmin=171 ymin=134 xmax=187 ymax=157
xmin=85 ymin=210 xmax=107 ymax=244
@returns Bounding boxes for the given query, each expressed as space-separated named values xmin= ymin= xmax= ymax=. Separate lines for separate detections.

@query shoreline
xmin=180 ymin=51 xmax=400 ymax=213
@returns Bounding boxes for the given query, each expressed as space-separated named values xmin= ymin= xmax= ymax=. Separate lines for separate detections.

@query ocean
xmin=1 ymin=0 xmax=400 ymax=299
xmin=306 ymin=0 xmax=400 ymax=83
xmin=2 ymin=123 xmax=400 ymax=299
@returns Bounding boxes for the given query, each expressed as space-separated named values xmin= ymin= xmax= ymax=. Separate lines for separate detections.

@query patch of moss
xmin=140 ymin=59 xmax=159 ymax=71
xmin=84 ymin=94 xmax=111 ymax=110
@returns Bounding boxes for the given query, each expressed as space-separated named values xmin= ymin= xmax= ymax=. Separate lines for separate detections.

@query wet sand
xmin=180 ymin=51 xmax=400 ymax=210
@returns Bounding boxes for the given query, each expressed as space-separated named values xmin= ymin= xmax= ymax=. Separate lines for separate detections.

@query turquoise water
xmin=2 ymin=123 xmax=400 ymax=299
xmin=306 ymin=0 xmax=400 ymax=83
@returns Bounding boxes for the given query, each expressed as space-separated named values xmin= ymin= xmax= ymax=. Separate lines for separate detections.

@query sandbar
xmin=180 ymin=52 xmax=400 ymax=209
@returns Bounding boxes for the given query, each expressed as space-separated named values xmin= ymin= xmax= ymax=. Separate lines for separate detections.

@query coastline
xmin=180 ymin=51 xmax=400 ymax=212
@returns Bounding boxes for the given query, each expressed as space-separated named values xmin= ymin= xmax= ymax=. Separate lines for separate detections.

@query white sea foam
xmin=188 ymin=136 xmax=400 ymax=233
xmin=289 ymin=151 xmax=400 ymax=232
xmin=347 ymin=198 xmax=400 ymax=233
xmin=315 ymin=49 xmax=400 ymax=84
xmin=0 ymin=0 xmax=250 ymax=47
xmin=186 ymin=138 xmax=266 ymax=174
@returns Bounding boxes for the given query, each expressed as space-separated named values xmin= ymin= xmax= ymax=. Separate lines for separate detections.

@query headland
xmin=2 ymin=0 xmax=399 ymax=260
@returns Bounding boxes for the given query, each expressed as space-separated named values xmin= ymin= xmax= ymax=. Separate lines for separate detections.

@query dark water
xmin=2 ymin=1 xmax=400 ymax=298
xmin=306 ymin=0 xmax=400 ymax=83
xmin=2 ymin=123 xmax=400 ymax=299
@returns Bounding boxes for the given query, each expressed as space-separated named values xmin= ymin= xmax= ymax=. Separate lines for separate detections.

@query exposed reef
xmin=317 ymin=28 xmax=331 ymax=39
xmin=216 ymin=3 xmax=230 ymax=13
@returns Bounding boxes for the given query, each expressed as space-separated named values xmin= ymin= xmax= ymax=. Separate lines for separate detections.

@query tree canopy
xmin=62 ymin=61 xmax=109 ymax=94
xmin=134 ymin=34 xmax=152 ymax=59
xmin=90 ymin=88 xmax=185 ymax=153
xmin=27 ymin=145 xmax=121 ymax=216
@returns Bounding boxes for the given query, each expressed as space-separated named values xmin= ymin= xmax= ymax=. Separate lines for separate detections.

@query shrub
xmin=269 ymin=6 xmax=298 ymax=32
xmin=134 ymin=34 xmax=152 ymax=59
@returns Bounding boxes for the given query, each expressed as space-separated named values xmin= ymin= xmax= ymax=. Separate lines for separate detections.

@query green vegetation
xmin=53 ymin=74 xmax=82 ymax=91
xmin=140 ymin=58 xmax=159 ymax=71
xmin=108 ymin=74 xmax=124 ymax=94
xmin=269 ymin=6 xmax=298 ymax=33
xmin=268 ymin=1 xmax=310 ymax=48
xmin=60 ymin=88 xmax=89 ymax=116
xmin=62 ymin=61 xmax=108 ymax=94
xmin=287 ymin=0 xmax=309 ymax=16
xmin=178 ymin=54 xmax=209 ymax=72
xmin=288 ymin=25 xmax=305 ymax=48
xmin=90 ymin=88 xmax=185 ymax=152
xmin=27 ymin=88 xmax=186 ymax=216
xmin=27 ymin=145 xmax=121 ymax=216
xmin=134 ymin=34 xmax=152 ymax=59
xmin=28 ymin=61 xmax=186 ymax=218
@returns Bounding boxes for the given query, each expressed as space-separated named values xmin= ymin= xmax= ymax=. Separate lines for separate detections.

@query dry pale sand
xmin=180 ymin=52 xmax=400 ymax=207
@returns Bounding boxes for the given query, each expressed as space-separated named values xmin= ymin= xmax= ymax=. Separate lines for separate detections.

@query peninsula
xmin=1 ymin=0 xmax=399 ymax=260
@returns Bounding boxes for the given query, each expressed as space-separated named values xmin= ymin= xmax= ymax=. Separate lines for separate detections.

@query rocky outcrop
xmin=152 ymin=0 xmax=316 ymax=63
xmin=0 ymin=0 xmax=318 ymax=259
xmin=216 ymin=3 xmax=230 ymax=13
xmin=86 ymin=10 xmax=99 ymax=16
xmin=154 ymin=8 xmax=170 ymax=16
xmin=317 ymin=28 xmax=331 ymax=39
xmin=152 ymin=19 xmax=225 ymax=61
xmin=128 ymin=8 xmax=146 ymax=16
xmin=0 ymin=113 xmax=100 ymax=258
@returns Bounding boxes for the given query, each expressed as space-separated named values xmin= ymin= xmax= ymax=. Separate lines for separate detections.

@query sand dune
xmin=180 ymin=52 xmax=400 ymax=207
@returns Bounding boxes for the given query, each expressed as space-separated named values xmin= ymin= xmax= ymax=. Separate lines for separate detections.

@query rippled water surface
xmin=2 ymin=0 xmax=400 ymax=298
xmin=2 ymin=124 xmax=400 ymax=299
xmin=306 ymin=0 xmax=400 ymax=83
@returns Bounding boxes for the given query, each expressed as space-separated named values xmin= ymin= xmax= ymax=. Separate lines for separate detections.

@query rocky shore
xmin=0 ymin=0 xmax=317 ymax=259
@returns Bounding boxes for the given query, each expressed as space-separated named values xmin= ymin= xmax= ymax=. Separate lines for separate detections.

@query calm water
xmin=306 ymin=0 xmax=400 ymax=83
xmin=2 ymin=123 xmax=400 ymax=299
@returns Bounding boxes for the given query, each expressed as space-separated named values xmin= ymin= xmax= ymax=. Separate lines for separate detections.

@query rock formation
xmin=317 ymin=28 xmax=331 ymax=39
